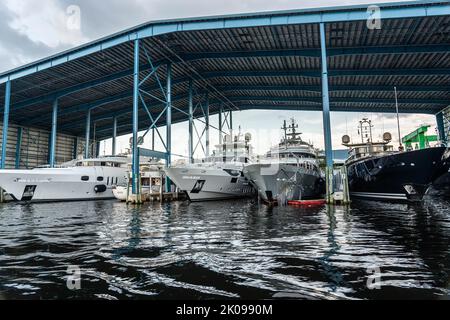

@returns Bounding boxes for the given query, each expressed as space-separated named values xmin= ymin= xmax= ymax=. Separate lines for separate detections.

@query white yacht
xmin=113 ymin=161 xmax=165 ymax=201
xmin=164 ymin=130 xmax=255 ymax=201
xmin=0 ymin=157 xmax=129 ymax=202
xmin=244 ymin=119 xmax=325 ymax=204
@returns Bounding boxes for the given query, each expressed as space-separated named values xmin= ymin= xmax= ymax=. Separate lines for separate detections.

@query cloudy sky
xmin=0 ymin=0 xmax=437 ymax=159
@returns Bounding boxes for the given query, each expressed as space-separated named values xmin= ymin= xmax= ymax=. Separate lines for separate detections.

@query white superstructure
xmin=0 ymin=157 xmax=129 ymax=202
xmin=113 ymin=161 xmax=165 ymax=201
xmin=164 ymin=130 xmax=255 ymax=201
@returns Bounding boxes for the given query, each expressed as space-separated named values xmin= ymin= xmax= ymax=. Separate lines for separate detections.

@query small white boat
xmin=113 ymin=161 xmax=165 ymax=201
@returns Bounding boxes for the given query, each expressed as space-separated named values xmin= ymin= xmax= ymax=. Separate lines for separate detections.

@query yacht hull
xmin=0 ymin=167 xmax=127 ymax=202
xmin=430 ymin=148 xmax=450 ymax=196
xmin=346 ymin=147 xmax=448 ymax=202
xmin=164 ymin=166 xmax=254 ymax=201
xmin=243 ymin=164 xmax=324 ymax=203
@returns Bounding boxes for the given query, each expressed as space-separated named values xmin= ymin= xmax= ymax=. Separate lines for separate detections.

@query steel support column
xmin=15 ymin=127 xmax=23 ymax=169
xmin=166 ymin=63 xmax=172 ymax=192
xmin=73 ymin=137 xmax=79 ymax=160
xmin=112 ymin=117 xmax=117 ymax=156
xmin=320 ymin=22 xmax=334 ymax=203
xmin=436 ymin=112 xmax=447 ymax=145
xmin=132 ymin=38 xmax=140 ymax=195
xmin=1 ymin=81 xmax=11 ymax=169
xmin=188 ymin=80 xmax=194 ymax=163
xmin=229 ymin=110 xmax=233 ymax=134
xmin=49 ymin=99 xmax=58 ymax=168
xmin=205 ymin=93 xmax=210 ymax=157
xmin=219 ymin=104 xmax=223 ymax=145
xmin=85 ymin=109 xmax=91 ymax=159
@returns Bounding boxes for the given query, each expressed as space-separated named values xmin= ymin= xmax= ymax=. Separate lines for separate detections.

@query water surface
xmin=0 ymin=197 xmax=449 ymax=300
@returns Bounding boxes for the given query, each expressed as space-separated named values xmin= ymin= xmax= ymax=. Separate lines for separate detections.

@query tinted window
xmin=97 ymin=177 xmax=104 ymax=182
xmin=81 ymin=176 xmax=89 ymax=181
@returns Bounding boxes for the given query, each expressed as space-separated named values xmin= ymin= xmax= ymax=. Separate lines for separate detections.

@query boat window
xmin=97 ymin=177 xmax=104 ymax=182
xmin=81 ymin=176 xmax=89 ymax=181
xmin=231 ymin=178 xmax=238 ymax=184
xmin=107 ymin=177 xmax=110 ymax=185
xmin=115 ymin=177 xmax=119 ymax=185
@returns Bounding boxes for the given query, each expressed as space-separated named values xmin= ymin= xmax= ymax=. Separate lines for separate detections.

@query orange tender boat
xmin=288 ymin=199 xmax=327 ymax=207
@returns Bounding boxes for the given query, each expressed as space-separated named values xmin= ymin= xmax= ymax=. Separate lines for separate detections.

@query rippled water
xmin=0 ymin=196 xmax=449 ymax=300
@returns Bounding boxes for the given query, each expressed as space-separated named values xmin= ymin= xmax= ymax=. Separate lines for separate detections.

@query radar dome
xmin=383 ymin=132 xmax=392 ymax=142
xmin=342 ymin=135 xmax=351 ymax=144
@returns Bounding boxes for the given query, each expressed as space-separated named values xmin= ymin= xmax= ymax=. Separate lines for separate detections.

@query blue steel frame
xmin=436 ymin=112 xmax=447 ymax=145
xmin=85 ymin=109 xmax=91 ymax=159
xmin=2 ymin=0 xmax=449 ymax=86
xmin=132 ymin=38 xmax=141 ymax=195
xmin=1 ymin=81 xmax=11 ymax=169
xmin=112 ymin=117 xmax=118 ymax=156
xmin=49 ymin=99 xmax=58 ymax=168
xmin=0 ymin=1 xmax=448 ymax=177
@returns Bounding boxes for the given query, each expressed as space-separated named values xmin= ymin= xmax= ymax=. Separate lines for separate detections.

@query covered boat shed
xmin=0 ymin=0 xmax=449 ymax=194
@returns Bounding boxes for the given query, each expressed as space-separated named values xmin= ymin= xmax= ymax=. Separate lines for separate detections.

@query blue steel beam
xmin=320 ymin=22 xmax=333 ymax=169
xmin=204 ymin=93 xmax=210 ymax=157
xmin=95 ymin=102 xmax=439 ymax=140
xmin=63 ymin=92 xmax=445 ymax=132
xmin=73 ymin=137 xmax=79 ymax=160
xmin=182 ymin=44 xmax=450 ymax=61
xmin=112 ymin=117 xmax=118 ymax=156
xmin=85 ymin=110 xmax=91 ymax=159
xmin=8 ymin=43 xmax=450 ymax=115
xmin=49 ymin=99 xmax=58 ymax=167
xmin=2 ymin=1 xmax=450 ymax=84
xmin=213 ymin=84 xmax=450 ymax=93
xmin=227 ymin=96 xmax=449 ymax=105
xmin=218 ymin=103 xmax=223 ymax=145
xmin=132 ymin=39 xmax=140 ymax=195
xmin=188 ymin=80 xmax=194 ymax=163
xmin=24 ymin=82 xmax=450 ymax=128
xmin=1 ymin=81 xmax=11 ymax=169
xmin=436 ymin=112 xmax=447 ymax=144
xmin=166 ymin=63 xmax=172 ymax=192
xmin=95 ymin=103 xmax=441 ymax=139
xmin=200 ymin=69 xmax=450 ymax=79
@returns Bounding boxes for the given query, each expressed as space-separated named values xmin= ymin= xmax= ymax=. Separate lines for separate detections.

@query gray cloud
xmin=0 ymin=2 xmax=72 ymax=72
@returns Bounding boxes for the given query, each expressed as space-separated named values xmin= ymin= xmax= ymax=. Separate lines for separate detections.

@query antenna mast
xmin=394 ymin=87 xmax=403 ymax=151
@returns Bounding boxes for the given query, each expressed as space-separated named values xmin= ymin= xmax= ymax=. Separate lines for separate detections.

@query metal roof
xmin=1 ymin=0 xmax=450 ymax=140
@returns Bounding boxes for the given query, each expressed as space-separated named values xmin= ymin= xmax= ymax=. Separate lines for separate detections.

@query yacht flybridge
xmin=164 ymin=129 xmax=255 ymax=201
xmin=0 ymin=157 xmax=129 ymax=202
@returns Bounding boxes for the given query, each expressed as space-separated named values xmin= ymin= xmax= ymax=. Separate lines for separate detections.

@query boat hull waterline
xmin=0 ymin=167 xmax=127 ymax=202
xmin=164 ymin=166 xmax=254 ymax=201
xmin=346 ymin=147 xmax=448 ymax=202
xmin=244 ymin=163 xmax=325 ymax=203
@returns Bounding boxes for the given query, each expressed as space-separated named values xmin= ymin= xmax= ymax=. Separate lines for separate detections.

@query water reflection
xmin=0 ymin=197 xmax=449 ymax=300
